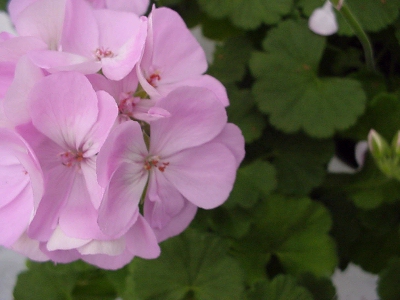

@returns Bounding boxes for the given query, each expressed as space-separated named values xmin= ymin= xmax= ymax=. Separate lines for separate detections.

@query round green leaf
xmin=247 ymin=276 xmax=314 ymax=300
xmin=337 ymin=0 xmax=400 ymax=35
xmin=197 ymin=0 xmax=293 ymax=29
xmin=227 ymin=160 xmax=277 ymax=208
xmin=251 ymin=20 xmax=366 ymax=137
xmin=378 ymin=257 xmax=400 ymax=300
xmin=127 ymin=230 xmax=244 ymax=300
xmin=237 ymin=195 xmax=337 ymax=277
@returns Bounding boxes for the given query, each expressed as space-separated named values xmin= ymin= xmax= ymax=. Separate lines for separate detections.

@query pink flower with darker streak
xmin=97 ymin=86 xmax=245 ymax=242
xmin=14 ymin=71 xmax=160 ymax=269
xmin=136 ymin=7 xmax=229 ymax=106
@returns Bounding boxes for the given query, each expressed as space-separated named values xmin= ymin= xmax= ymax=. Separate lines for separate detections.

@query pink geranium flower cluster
xmin=0 ymin=0 xmax=245 ymax=269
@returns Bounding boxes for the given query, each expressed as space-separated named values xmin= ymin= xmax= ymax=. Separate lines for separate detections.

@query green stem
xmin=330 ymin=0 xmax=376 ymax=72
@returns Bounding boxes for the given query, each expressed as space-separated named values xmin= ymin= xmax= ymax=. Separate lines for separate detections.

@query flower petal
xmin=98 ymin=162 xmax=147 ymax=237
xmin=164 ymin=142 xmax=237 ymax=209
xmin=125 ymin=214 xmax=160 ymax=259
xmin=29 ymin=72 xmax=101 ymax=150
xmin=150 ymin=86 xmax=227 ymax=156
xmin=152 ymin=200 xmax=197 ymax=242
xmin=97 ymin=121 xmax=148 ymax=187
xmin=309 ymin=1 xmax=338 ymax=36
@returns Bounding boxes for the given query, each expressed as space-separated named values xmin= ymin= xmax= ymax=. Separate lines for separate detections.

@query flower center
xmin=144 ymin=155 xmax=169 ymax=172
xmin=94 ymin=47 xmax=115 ymax=60
xmin=59 ymin=150 xmax=85 ymax=168
xmin=147 ymin=72 xmax=161 ymax=87
xmin=118 ymin=92 xmax=140 ymax=117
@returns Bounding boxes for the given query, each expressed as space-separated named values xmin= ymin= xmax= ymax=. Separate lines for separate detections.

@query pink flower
xmin=0 ymin=128 xmax=44 ymax=247
xmin=18 ymin=71 xmax=117 ymax=243
xmin=16 ymin=71 xmax=160 ymax=269
xmin=85 ymin=0 xmax=150 ymax=16
xmin=9 ymin=0 xmax=147 ymax=80
xmin=136 ymin=7 xmax=229 ymax=106
xmin=87 ymin=71 xmax=170 ymax=124
xmin=97 ymin=86 xmax=245 ymax=241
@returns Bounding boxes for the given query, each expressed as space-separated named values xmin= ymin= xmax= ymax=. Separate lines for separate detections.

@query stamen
xmin=144 ymin=155 xmax=169 ymax=172
xmin=59 ymin=150 xmax=85 ymax=168
xmin=94 ymin=47 xmax=115 ymax=60
xmin=147 ymin=72 xmax=161 ymax=87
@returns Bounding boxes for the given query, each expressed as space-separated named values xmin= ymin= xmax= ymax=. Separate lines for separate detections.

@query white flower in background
xmin=309 ymin=1 xmax=338 ymax=36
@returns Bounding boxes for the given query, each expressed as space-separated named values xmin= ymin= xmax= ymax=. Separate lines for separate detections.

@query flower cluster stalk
xmin=331 ymin=0 xmax=376 ymax=72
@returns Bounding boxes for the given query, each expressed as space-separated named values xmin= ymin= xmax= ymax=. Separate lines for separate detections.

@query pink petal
xmin=125 ymin=214 xmax=160 ymax=259
xmin=78 ymin=237 xmax=125 ymax=256
xmin=97 ymin=12 xmax=147 ymax=80
xmin=157 ymin=74 xmax=229 ymax=107
xmin=28 ymin=50 xmax=101 ymax=74
xmin=213 ymin=124 xmax=245 ymax=168
xmin=81 ymin=158 xmax=104 ymax=209
xmin=40 ymin=243 xmax=81 ymax=263
xmin=28 ymin=166 xmax=75 ymax=241
xmin=47 ymin=226 xmax=90 ymax=251
xmin=97 ymin=121 xmax=148 ymax=187
xmin=0 ymin=129 xmax=44 ymax=245
xmin=153 ymin=200 xmax=197 ymax=242
xmin=58 ymin=172 xmax=105 ymax=239
xmin=133 ymin=106 xmax=170 ymax=123
xmin=8 ymin=0 xmax=39 ymax=24
xmin=61 ymin=0 xmax=99 ymax=56
xmin=164 ymin=142 xmax=237 ymax=209
xmin=4 ymin=55 xmax=44 ymax=126
xmin=0 ymin=184 xmax=32 ymax=246
xmin=139 ymin=7 xmax=207 ymax=88
xmin=0 ymin=62 xmax=15 ymax=99
xmin=105 ymin=0 xmax=150 ymax=15
xmin=0 ymin=36 xmax=47 ymax=63
xmin=150 ymin=86 xmax=227 ymax=156
xmin=29 ymin=72 xmax=101 ymax=150
xmin=14 ymin=0 xmax=67 ymax=50
xmin=11 ymin=232 xmax=49 ymax=261
xmin=98 ymin=162 xmax=147 ymax=237
xmin=83 ymin=90 xmax=118 ymax=157
xmin=81 ymin=248 xmax=134 ymax=270
xmin=144 ymin=171 xmax=185 ymax=229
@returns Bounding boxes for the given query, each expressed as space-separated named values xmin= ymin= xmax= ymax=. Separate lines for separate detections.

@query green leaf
xmin=250 ymin=20 xmax=366 ymax=138
xmin=0 ymin=0 xmax=7 ymax=11
xmin=201 ymin=17 xmax=243 ymax=41
xmin=226 ymin=87 xmax=266 ymax=143
xmin=297 ymin=0 xmax=325 ymax=16
xmin=338 ymin=157 xmax=400 ymax=209
xmin=14 ymin=262 xmax=81 ymax=300
xmin=378 ymin=257 xmax=400 ymax=300
xmin=337 ymin=0 xmax=400 ymax=35
xmin=207 ymin=206 xmax=253 ymax=238
xmin=298 ymin=0 xmax=400 ymax=34
xmin=208 ymin=36 xmax=253 ymax=84
xmin=350 ymin=226 xmax=400 ymax=273
xmin=345 ymin=93 xmax=400 ymax=142
xmin=247 ymin=276 xmax=314 ymax=300
xmin=235 ymin=195 xmax=337 ymax=277
xmin=197 ymin=0 xmax=293 ymax=29
xmin=126 ymin=229 xmax=244 ymax=300
xmin=297 ymin=273 xmax=337 ymax=300
xmin=268 ymin=131 xmax=334 ymax=195
xmin=227 ymin=160 xmax=277 ymax=208
xmin=13 ymin=261 xmax=117 ymax=300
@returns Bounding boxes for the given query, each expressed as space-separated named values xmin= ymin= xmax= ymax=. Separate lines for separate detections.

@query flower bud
xmin=368 ymin=129 xmax=390 ymax=159
xmin=391 ymin=130 xmax=400 ymax=156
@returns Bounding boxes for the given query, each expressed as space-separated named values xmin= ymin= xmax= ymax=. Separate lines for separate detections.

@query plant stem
xmin=331 ymin=0 xmax=376 ymax=72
